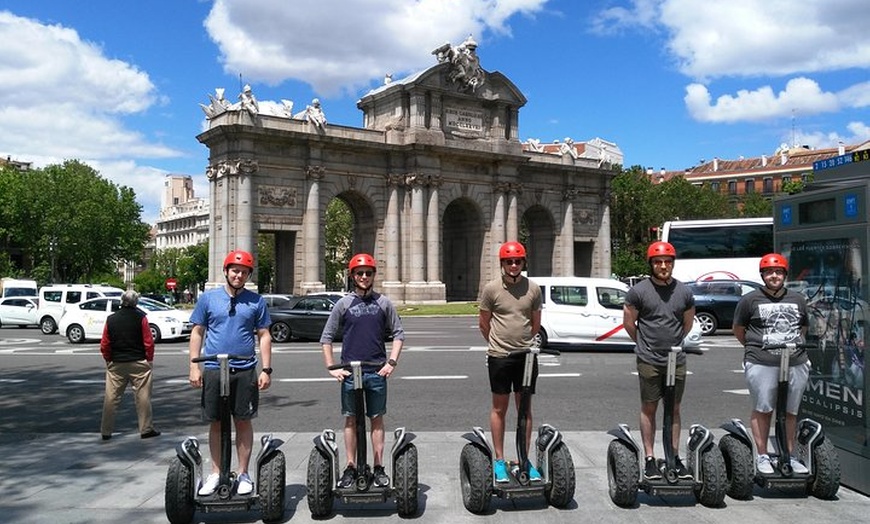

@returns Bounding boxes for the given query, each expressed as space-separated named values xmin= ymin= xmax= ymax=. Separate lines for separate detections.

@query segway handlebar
xmin=191 ymin=353 xmax=254 ymax=363
xmin=649 ymin=345 xmax=705 ymax=355
xmin=508 ymin=347 xmax=561 ymax=358
xmin=328 ymin=360 xmax=386 ymax=371
xmin=761 ymin=342 xmax=816 ymax=351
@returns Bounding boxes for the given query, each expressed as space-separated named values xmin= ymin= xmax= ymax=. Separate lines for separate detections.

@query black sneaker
xmin=644 ymin=457 xmax=662 ymax=480
xmin=339 ymin=465 xmax=356 ymax=488
xmin=373 ymin=465 xmax=390 ymax=487
xmin=675 ymin=456 xmax=692 ymax=480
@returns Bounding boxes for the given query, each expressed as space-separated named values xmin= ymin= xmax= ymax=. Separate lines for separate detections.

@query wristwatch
xmin=262 ymin=367 xmax=273 ymax=375
xmin=387 ymin=359 xmax=398 ymax=367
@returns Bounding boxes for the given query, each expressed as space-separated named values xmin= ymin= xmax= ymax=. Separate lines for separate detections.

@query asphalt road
xmin=0 ymin=318 xmax=749 ymax=437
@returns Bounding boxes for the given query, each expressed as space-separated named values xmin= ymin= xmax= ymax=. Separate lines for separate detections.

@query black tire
xmin=718 ymin=434 xmax=755 ymax=500
xmin=695 ymin=311 xmax=718 ymax=336
xmin=688 ymin=445 xmax=727 ymax=508
xmin=808 ymin=437 xmax=840 ymax=499
xmin=306 ymin=447 xmax=334 ymax=518
xmin=149 ymin=323 xmax=162 ymax=343
xmin=258 ymin=450 xmax=286 ymax=523
xmin=540 ymin=441 xmax=575 ymax=508
xmin=459 ymin=443 xmax=492 ymax=514
xmin=394 ymin=444 xmax=419 ymax=518
xmin=606 ymin=439 xmax=638 ymax=507
xmin=66 ymin=324 xmax=85 ymax=344
xmin=270 ymin=321 xmax=292 ymax=343
xmin=165 ymin=456 xmax=195 ymax=524
xmin=40 ymin=316 xmax=57 ymax=334
xmin=532 ymin=328 xmax=549 ymax=349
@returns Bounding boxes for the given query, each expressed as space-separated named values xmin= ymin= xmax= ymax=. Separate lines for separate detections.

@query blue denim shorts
xmin=341 ymin=372 xmax=387 ymax=418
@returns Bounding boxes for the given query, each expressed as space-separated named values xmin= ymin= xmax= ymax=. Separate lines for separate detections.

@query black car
xmin=268 ymin=293 xmax=346 ymax=343
xmin=686 ymin=280 xmax=762 ymax=335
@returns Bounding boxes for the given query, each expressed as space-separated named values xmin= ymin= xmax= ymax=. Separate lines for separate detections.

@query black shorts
xmin=487 ymin=354 xmax=538 ymax=395
xmin=201 ymin=367 xmax=259 ymax=421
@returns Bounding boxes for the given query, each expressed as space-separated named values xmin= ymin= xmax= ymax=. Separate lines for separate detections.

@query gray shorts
xmin=744 ymin=361 xmax=810 ymax=414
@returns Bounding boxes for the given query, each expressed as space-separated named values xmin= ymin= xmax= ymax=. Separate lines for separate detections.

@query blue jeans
xmin=341 ymin=372 xmax=387 ymax=417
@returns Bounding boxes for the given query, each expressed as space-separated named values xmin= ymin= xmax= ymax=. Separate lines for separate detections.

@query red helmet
xmin=348 ymin=253 xmax=376 ymax=271
xmin=223 ymin=250 xmax=254 ymax=271
xmin=759 ymin=253 xmax=788 ymax=273
xmin=499 ymin=241 xmax=527 ymax=260
xmin=647 ymin=241 xmax=676 ymax=261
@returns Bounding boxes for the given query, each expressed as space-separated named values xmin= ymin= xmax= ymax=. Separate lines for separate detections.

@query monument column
xmin=407 ymin=173 xmax=426 ymax=284
xmin=382 ymin=174 xmax=405 ymax=302
xmin=302 ymin=165 xmax=325 ymax=292
xmin=426 ymin=175 xmax=442 ymax=283
xmin=598 ymin=188 xmax=612 ymax=277
xmin=506 ymin=184 xmax=520 ymax=241
xmin=562 ymin=186 xmax=579 ymax=277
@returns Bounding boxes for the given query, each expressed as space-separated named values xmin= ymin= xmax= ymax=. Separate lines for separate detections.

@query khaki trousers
xmin=101 ymin=360 xmax=154 ymax=436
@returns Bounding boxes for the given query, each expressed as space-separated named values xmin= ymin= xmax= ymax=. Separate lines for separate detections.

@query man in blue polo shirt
xmin=189 ymin=249 xmax=273 ymax=497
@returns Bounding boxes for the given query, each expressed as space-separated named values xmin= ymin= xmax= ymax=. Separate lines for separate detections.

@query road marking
xmin=401 ymin=375 xmax=467 ymax=380
xmin=725 ymin=389 xmax=750 ymax=395
xmin=0 ymin=378 xmax=25 ymax=383
xmin=66 ymin=379 xmax=104 ymax=384
xmin=278 ymin=377 xmax=334 ymax=383
xmin=540 ymin=373 xmax=581 ymax=378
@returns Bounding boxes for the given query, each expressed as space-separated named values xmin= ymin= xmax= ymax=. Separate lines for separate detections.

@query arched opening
xmin=442 ymin=198 xmax=484 ymax=301
xmin=522 ymin=205 xmax=556 ymax=277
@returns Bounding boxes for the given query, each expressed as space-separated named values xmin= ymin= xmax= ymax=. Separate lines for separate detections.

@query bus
xmin=661 ymin=217 xmax=773 ymax=284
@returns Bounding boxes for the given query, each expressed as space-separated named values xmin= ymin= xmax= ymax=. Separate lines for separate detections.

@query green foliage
xmin=324 ymin=198 xmax=353 ymax=291
xmin=781 ymin=173 xmax=812 ymax=195
xmin=257 ymin=234 xmax=275 ymax=293
xmin=738 ymin=191 xmax=773 ymax=217
xmin=0 ymin=160 xmax=150 ymax=283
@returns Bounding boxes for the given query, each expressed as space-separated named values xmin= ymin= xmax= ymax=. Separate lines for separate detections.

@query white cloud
xmin=204 ymin=0 xmax=548 ymax=96
xmin=790 ymin=121 xmax=870 ymax=151
xmin=0 ymin=11 xmax=183 ymax=224
xmin=685 ymin=77 xmax=841 ymax=123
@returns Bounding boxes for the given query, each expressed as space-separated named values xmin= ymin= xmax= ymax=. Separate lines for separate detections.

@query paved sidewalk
xmin=0 ymin=430 xmax=866 ymax=523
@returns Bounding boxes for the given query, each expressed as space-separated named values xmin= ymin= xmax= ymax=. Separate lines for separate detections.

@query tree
xmin=2 ymin=160 xmax=150 ymax=283
xmin=739 ymin=191 xmax=773 ymax=217
xmin=324 ymin=198 xmax=353 ymax=291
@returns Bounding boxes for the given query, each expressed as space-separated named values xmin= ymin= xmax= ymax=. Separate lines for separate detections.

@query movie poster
xmin=781 ymin=238 xmax=865 ymax=435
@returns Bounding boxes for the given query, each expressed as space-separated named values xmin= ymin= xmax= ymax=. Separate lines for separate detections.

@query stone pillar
xmin=562 ymin=186 xmax=578 ymax=277
xmin=599 ymin=188 xmax=612 ymax=277
xmin=489 ymin=183 xmax=507 ymax=283
xmin=302 ymin=165 xmax=325 ymax=292
xmin=384 ymin=174 xmax=403 ymax=284
xmin=426 ymin=175 xmax=442 ymax=283
xmin=407 ymin=173 xmax=426 ymax=284
xmin=207 ymin=164 xmax=219 ymax=284
xmin=506 ymin=184 xmax=520 ymax=242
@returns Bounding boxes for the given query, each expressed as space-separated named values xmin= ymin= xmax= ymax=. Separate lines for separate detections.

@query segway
xmin=306 ymin=360 xmax=418 ymax=518
xmin=459 ymin=347 xmax=575 ymax=514
xmin=719 ymin=342 xmax=840 ymax=500
xmin=165 ymin=354 xmax=286 ymax=524
xmin=607 ymin=345 xmax=726 ymax=507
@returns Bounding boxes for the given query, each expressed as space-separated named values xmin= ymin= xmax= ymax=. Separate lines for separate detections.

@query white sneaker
xmin=756 ymin=454 xmax=774 ymax=474
xmin=790 ymin=457 xmax=809 ymax=474
xmin=237 ymin=472 xmax=254 ymax=495
xmin=198 ymin=473 xmax=220 ymax=496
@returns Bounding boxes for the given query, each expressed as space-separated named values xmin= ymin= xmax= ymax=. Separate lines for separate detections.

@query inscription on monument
xmin=445 ymin=107 xmax=483 ymax=137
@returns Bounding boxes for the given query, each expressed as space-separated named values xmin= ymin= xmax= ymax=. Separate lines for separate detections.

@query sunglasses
xmin=354 ymin=270 xmax=374 ymax=277
xmin=229 ymin=296 xmax=237 ymax=316
xmin=502 ymin=258 xmax=524 ymax=266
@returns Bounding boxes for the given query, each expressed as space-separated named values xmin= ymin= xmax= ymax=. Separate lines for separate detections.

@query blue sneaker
xmin=529 ymin=464 xmax=543 ymax=482
xmin=494 ymin=459 xmax=509 ymax=483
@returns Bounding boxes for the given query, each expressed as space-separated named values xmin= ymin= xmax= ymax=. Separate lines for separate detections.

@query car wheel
xmin=696 ymin=311 xmax=718 ymax=335
xmin=270 ymin=321 xmax=291 ymax=343
xmin=66 ymin=324 xmax=85 ymax=344
xmin=40 ymin=316 xmax=58 ymax=334
xmin=149 ymin=324 xmax=162 ymax=343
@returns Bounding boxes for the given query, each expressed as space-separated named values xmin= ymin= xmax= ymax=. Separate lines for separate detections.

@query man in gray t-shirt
xmin=623 ymin=241 xmax=695 ymax=481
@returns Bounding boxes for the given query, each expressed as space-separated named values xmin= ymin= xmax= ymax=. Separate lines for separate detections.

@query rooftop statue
xmin=432 ymin=35 xmax=485 ymax=92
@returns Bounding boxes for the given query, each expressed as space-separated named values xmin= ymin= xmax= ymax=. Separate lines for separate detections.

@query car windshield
xmin=138 ymin=297 xmax=173 ymax=311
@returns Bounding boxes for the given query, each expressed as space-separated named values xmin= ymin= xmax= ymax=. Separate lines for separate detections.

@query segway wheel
xmin=688 ymin=445 xmax=727 ymax=508
xmin=258 ymin=450 xmax=286 ymax=523
xmin=459 ymin=443 xmax=492 ymax=514
xmin=718 ymin=434 xmax=754 ymax=500
xmin=165 ymin=456 xmax=195 ymax=524
xmin=394 ymin=443 xmax=419 ymax=518
xmin=606 ymin=439 xmax=638 ymax=507
xmin=306 ymin=447 xmax=335 ymax=518
xmin=539 ymin=441 xmax=575 ymax=508
xmin=807 ymin=437 xmax=841 ymax=500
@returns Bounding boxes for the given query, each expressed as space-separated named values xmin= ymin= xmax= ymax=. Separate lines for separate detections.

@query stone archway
xmin=524 ymin=204 xmax=556 ymax=277
xmin=442 ymin=197 xmax=484 ymax=301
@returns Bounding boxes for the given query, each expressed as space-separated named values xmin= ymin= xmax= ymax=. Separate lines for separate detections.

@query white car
xmin=530 ymin=277 xmax=703 ymax=350
xmin=58 ymin=296 xmax=192 ymax=344
xmin=0 ymin=296 xmax=39 ymax=328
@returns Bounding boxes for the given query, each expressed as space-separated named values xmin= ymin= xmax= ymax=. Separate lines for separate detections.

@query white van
xmin=1 ymin=277 xmax=38 ymax=299
xmin=37 ymin=284 xmax=125 ymax=334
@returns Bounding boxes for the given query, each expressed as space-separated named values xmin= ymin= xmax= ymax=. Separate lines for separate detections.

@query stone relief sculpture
xmin=559 ymin=138 xmax=579 ymax=159
xmin=239 ymin=84 xmax=260 ymax=117
xmin=432 ymin=35 xmax=486 ymax=92
xmin=297 ymin=98 xmax=327 ymax=128
xmin=199 ymin=87 xmax=231 ymax=118
xmin=525 ymin=138 xmax=544 ymax=152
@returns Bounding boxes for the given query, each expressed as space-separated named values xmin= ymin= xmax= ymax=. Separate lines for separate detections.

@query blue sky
xmin=1 ymin=0 xmax=868 ymax=224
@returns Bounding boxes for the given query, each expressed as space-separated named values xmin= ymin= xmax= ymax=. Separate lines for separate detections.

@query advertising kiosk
xmin=774 ymin=149 xmax=870 ymax=494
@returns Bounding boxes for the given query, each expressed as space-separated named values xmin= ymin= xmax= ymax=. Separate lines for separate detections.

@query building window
xmin=710 ymin=181 xmax=720 ymax=193
xmin=745 ymin=179 xmax=755 ymax=194
xmin=782 ymin=175 xmax=791 ymax=186
xmin=728 ymin=180 xmax=737 ymax=195
xmin=763 ymin=177 xmax=773 ymax=193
